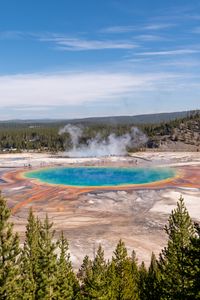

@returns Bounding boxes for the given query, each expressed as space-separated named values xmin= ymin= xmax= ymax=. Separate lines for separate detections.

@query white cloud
xmin=102 ymin=23 xmax=175 ymax=33
xmin=137 ymin=49 xmax=199 ymax=56
xmin=102 ymin=26 xmax=137 ymax=33
xmin=144 ymin=23 xmax=175 ymax=30
xmin=0 ymin=71 xmax=179 ymax=107
xmin=0 ymin=31 xmax=138 ymax=51
xmin=136 ymin=34 xmax=164 ymax=41
xmin=39 ymin=35 xmax=137 ymax=50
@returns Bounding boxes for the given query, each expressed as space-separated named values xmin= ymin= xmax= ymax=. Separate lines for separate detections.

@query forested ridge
xmin=0 ymin=111 xmax=200 ymax=152
xmin=0 ymin=193 xmax=199 ymax=299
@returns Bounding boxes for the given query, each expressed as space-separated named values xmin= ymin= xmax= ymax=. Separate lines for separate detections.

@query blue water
xmin=25 ymin=167 xmax=175 ymax=187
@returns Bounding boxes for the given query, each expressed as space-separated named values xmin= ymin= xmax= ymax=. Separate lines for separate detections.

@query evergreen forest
xmin=0 ymin=111 xmax=200 ymax=153
xmin=0 ymin=193 xmax=199 ymax=299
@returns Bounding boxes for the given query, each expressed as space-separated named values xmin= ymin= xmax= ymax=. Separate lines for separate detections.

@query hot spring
xmin=25 ymin=167 xmax=176 ymax=187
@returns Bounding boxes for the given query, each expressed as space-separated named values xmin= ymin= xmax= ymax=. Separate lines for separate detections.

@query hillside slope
xmin=0 ymin=110 xmax=196 ymax=126
xmin=145 ymin=112 xmax=200 ymax=151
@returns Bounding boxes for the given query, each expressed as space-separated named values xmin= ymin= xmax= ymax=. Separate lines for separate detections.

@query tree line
xmin=0 ymin=111 xmax=200 ymax=152
xmin=0 ymin=193 xmax=199 ymax=299
xmin=0 ymin=124 xmax=132 ymax=153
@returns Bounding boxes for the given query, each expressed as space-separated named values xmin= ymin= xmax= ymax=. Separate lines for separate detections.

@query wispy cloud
xmin=0 ymin=71 xmax=180 ymax=107
xmin=135 ymin=34 xmax=164 ymax=41
xmin=39 ymin=35 xmax=138 ymax=51
xmin=101 ymin=23 xmax=175 ymax=33
xmin=101 ymin=25 xmax=137 ymax=33
xmin=1 ymin=70 xmax=199 ymax=120
xmin=137 ymin=49 xmax=199 ymax=56
xmin=0 ymin=30 xmax=25 ymax=40
xmin=0 ymin=31 xmax=138 ymax=51
xmin=144 ymin=23 xmax=175 ymax=30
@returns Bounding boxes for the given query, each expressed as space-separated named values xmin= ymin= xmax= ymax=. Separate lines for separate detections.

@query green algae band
xmin=25 ymin=167 xmax=176 ymax=187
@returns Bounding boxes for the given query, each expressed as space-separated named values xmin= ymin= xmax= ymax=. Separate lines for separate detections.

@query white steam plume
xmin=59 ymin=124 xmax=148 ymax=157
xmin=59 ymin=124 xmax=83 ymax=151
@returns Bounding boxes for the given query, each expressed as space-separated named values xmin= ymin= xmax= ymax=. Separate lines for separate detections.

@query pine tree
xmin=146 ymin=252 xmax=161 ymax=300
xmin=36 ymin=214 xmax=57 ymax=300
xmin=55 ymin=231 xmax=79 ymax=299
xmin=0 ymin=193 xmax=21 ymax=299
xmin=130 ymin=250 xmax=139 ymax=287
xmin=77 ymin=255 xmax=92 ymax=284
xmin=138 ymin=261 xmax=148 ymax=300
xmin=184 ymin=222 xmax=200 ymax=299
xmin=20 ymin=208 xmax=41 ymax=300
xmin=106 ymin=260 xmax=117 ymax=300
xmin=81 ymin=245 xmax=109 ymax=299
xmin=111 ymin=239 xmax=139 ymax=300
xmin=159 ymin=196 xmax=195 ymax=299
xmin=78 ymin=255 xmax=93 ymax=299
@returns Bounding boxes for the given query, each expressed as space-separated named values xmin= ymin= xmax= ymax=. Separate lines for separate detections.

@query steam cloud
xmin=59 ymin=124 xmax=148 ymax=157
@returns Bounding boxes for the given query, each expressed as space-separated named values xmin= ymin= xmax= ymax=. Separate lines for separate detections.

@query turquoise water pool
xmin=25 ymin=167 xmax=176 ymax=187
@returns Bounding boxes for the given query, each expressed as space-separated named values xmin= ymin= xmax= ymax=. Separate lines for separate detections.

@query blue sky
xmin=0 ymin=0 xmax=200 ymax=119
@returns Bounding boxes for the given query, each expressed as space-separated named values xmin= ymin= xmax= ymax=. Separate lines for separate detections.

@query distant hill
xmin=0 ymin=110 xmax=198 ymax=127
xmin=71 ymin=110 xmax=197 ymax=125
xmin=0 ymin=110 xmax=199 ymax=152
